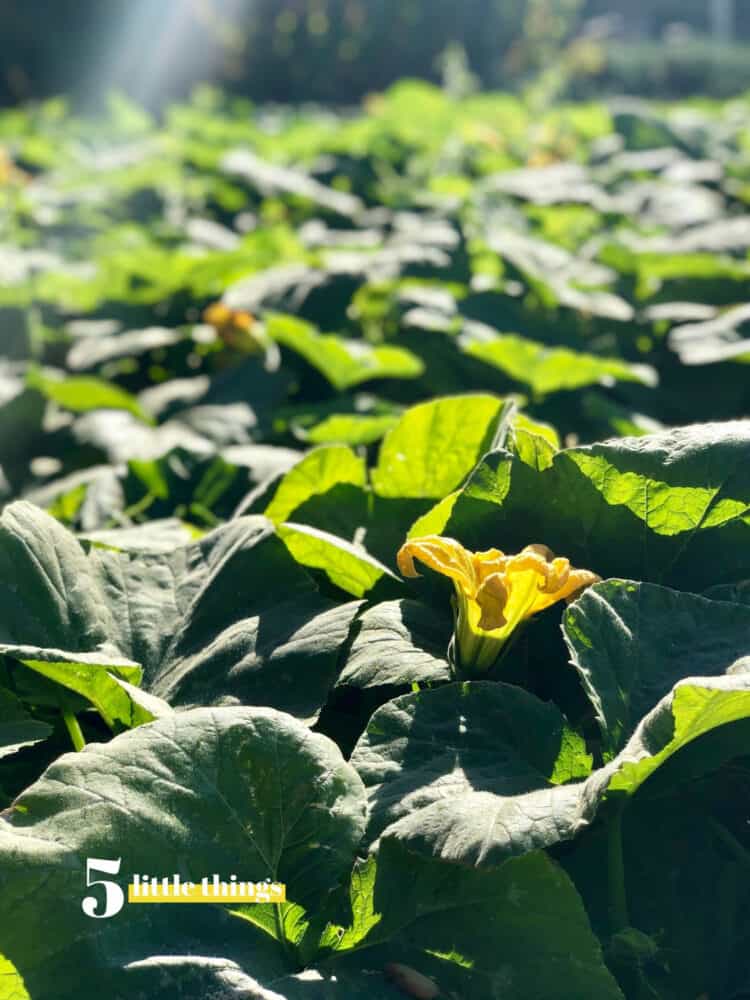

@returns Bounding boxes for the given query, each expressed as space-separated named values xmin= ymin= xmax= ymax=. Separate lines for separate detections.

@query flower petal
xmin=397 ymin=536 xmax=477 ymax=595
xmin=502 ymin=545 xmax=599 ymax=616
xmin=475 ymin=572 xmax=509 ymax=631
xmin=528 ymin=567 xmax=601 ymax=614
xmin=522 ymin=543 xmax=556 ymax=561
xmin=561 ymin=568 xmax=601 ymax=604
xmin=473 ymin=548 xmax=508 ymax=583
xmin=541 ymin=557 xmax=571 ymax=593
xmin=504 ymin=547 xmax=552 ymax=584
xmin=203 ymin=302 xmax=233 ymax=327
xmin=397 ymin=534 xmax=600 ymax=677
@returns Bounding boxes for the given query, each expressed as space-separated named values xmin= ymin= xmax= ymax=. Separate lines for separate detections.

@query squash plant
xmin=2 ymin=89 xmax=750 ymax=1000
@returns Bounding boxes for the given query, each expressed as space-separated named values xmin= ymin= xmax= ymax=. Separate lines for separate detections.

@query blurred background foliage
xmin=1 ymin=0 xmax=750 ymax=110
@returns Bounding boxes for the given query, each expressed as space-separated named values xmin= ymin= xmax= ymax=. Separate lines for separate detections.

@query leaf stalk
xmin=62 ymin=710 xmax=86 ymax=752
xmin=607 ymin=799 xmax=629 ymax=934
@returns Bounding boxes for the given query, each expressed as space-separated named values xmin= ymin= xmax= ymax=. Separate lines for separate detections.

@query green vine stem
xmin=708 ymin=816 xmax=750 ymax=871
xmin=62 ymin=710 xmax=86 ymax=752
xmin=607 ymin=799 xmax=630 ymax=935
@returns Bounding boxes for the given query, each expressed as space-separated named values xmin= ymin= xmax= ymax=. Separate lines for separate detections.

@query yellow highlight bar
xmin=128 ymin=878 xmax=286 ymax=904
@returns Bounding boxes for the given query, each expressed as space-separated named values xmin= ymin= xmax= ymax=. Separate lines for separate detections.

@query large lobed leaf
xmin=369 ymin=674 xmax=750 ymax=869
xmin=564 ymin=578 xmax=750 ymax=757
xmin=0 ymin=706 xmax=367 ymax=999
xmin=0 ymin=502 xmax=361 ymax=723
xmin=416 ymin=421 xmax=750 ymax=592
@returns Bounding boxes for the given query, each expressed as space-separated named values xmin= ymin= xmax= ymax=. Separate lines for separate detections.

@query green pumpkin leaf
xmin=265 ymin=445 xmax=366 ymax=525
xmin=564 ymin=579 xmax=750 ymax=757
xmin=0 ymin=707 xmax=367 ymax=999
xmin=0 ymin=690 xmax=53 ymax=761
xmin=0 ymin=503 xmax=360 ymax=724
xmin=462 ymin=330 xmax=656 ymax=398
xmin=338 ymin=599 xmax=451 ymax=689
xmin=365 ymin=841 xmax=625 ymax=999
xmin=0 ymin=953 xmax=31 ymax=1000
xmin=351 ymin=681 xmax=591 ymax=842
xmin=279 ymin=523 xmax=397 ymax=597
xmin=372 ymin=394 xmax=506 ymax=498
xmin=266 ymin=314 xmax=423 ymax=390
xmin=27 ymin=367 xmax=154 ymax=425
xmin=424 ymin=422 xmax=750 ymax=592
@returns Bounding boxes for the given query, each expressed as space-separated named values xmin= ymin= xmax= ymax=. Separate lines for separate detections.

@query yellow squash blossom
xmin=0 ymin=148 xmax=28 ymax=186
xmin=397 ymin=535 xmax=600 ymax=675
xmin=203 ymin=302 xmax=263 ymax=354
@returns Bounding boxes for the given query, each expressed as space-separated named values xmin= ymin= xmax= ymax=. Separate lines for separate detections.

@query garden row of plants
xmin=1 ymin=84 xmax=750 ymax=998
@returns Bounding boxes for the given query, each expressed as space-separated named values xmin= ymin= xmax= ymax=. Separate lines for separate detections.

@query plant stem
xmin=62 ymin=710 xmax=86 ymax=752
xmin=607 ymin=800 xmax=629 ymax=934
xmin=708 ymin=816 xmax=750 ymax=871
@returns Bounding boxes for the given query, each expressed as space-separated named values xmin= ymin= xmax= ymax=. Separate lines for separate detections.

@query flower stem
xmin=62 ymin=710 xmax=86 ymax=752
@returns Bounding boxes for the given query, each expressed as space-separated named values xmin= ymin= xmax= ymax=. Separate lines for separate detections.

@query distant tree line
xmin=586 ymin=0 xmax=749 ymax=41
xmin=2 ymin=0 xmax=750 ymax=109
